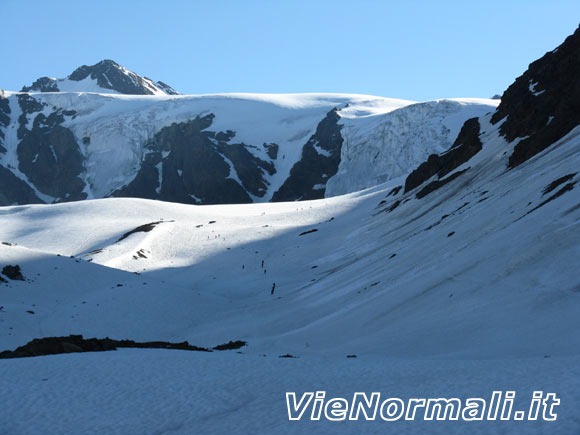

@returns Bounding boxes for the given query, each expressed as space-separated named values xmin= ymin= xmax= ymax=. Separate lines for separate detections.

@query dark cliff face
xmin=113 ymin=115 xmax=277 ymax=204
xmin=272 ymin=108 xmax=343 ymax=202
xmin=404 ymin=117 xmax=482 ymax=194
xmin=16 ymin=95 xmax=86 ymax=201
xmin=0 ymin=91 xmax=11 ymax=153
xmin=0 ymin=166 xmax=42 ymax=206
xmin=491 ymin=25 xmax=580 ymax=168
xmin=0 ymin=93 xmax=43 ymax=206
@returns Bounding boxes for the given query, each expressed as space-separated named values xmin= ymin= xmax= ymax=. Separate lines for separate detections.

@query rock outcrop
xmin=0 ymin=335 xmax=211 ymax=359
xmin=113 ymin=114 xmax=276 ymax=204
xmin=272 ymin=108 xmax=343 ymax=201
xmin=404 ymin=117 xmax=481 ymax=193
xmin=491 ymin=25 xmax=580 ymax=168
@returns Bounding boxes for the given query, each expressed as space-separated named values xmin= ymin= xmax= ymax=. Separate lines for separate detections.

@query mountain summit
xmin=21 ymin=59 xmax=180 ymax=95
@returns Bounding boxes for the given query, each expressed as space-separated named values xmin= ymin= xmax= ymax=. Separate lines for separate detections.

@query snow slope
xmin=1 ymin=115 xmax=578 ymax=356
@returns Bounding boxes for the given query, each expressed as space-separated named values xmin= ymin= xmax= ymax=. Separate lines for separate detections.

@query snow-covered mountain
xmin=21 ymin=59 xmax=180 ymax=96
xmin=0 ymin=61 xmax=496 ymax=205
xmin=0 ymin=25 xmax=579 ymax=435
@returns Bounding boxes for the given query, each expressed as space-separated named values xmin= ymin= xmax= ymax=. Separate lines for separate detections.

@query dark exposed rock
xmin=21 ymin=77 xmax=59 ymax=92
xmin=215 ymin=130 xmax=236 ymax=142
xmin=491 ymin=26 xmax=580 ymax=168
xmin=0 ymin=165 xmax=43 ymax=206
xmin=415 ymin=168 xmax=470 ymax=199
xmin=17 ymin=124 xmax=86 ymax=200
xmin=68 ymin=60 xmax=165 ymax=95
xmin=17 ymin=94 xmax=44 ymax=140
xmin=264 ymin=143 xmax=279 ymax=160
xmin=526 ymin=181 xmax=576 ymax=216
xmin=405 ymin=118 xmax=481 ymax=193
xmin=114 ymin=114 xmax=267 ymax=204
xmin=14 ymin=94 xmax=85 ymax=201
xmin=278 ymin=354 xmax=297 ymax=358
xmin=0 ymin=335 xmax=211 ymax=359
xmin=272 ymin=108 xmax=343 ymax=201
xmin=2 ymin=265 xmax=24 ymax=281
xmin=298 ymin=228 xmax=318 ymax=236
xmin=387 ymin=185 xmax=402 ymax=196
xmin=543 ymin=173 xmax=577 ymax=195
xmin=0 ymin=90 xmax=11 ymax=152
xmin=213 ymin=340 xmax=247 ymax=351
xmin=117 ymin=221 xmax=168 ymax=242
xmin=132 ymin=249 xmax=149 ymax=259
xmin=113 ymin=114 xmax=260 ymax=204
xmin=387 ymin=200 xmax=401 ymax=212
xmin=219 ymin=142 xmax=275 ymax=197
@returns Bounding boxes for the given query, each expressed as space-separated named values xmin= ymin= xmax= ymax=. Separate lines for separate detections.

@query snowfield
xmin=0 ymin=109 xmax=579 ymax=434
xmin=1 ymin=350 xmax=579 ymax=435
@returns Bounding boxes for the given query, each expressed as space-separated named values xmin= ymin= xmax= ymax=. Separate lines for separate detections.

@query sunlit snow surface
xmin=0 ymin=114 xmax=579 ymax=434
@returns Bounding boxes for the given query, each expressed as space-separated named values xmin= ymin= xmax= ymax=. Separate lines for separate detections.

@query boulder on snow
xmin=2 ymin=265 xmax=24 ymax=281
xmin=213 ymin=340 xmax=247 ymax=351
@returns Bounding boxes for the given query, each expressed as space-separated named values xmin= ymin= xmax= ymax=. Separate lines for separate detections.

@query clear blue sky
xmin=1 ymin=0 xmax=579 ymax=101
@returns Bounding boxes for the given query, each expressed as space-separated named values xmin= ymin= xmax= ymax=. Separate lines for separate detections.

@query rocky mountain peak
xmin=21 ymin=60 xmax=180 ymax=96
